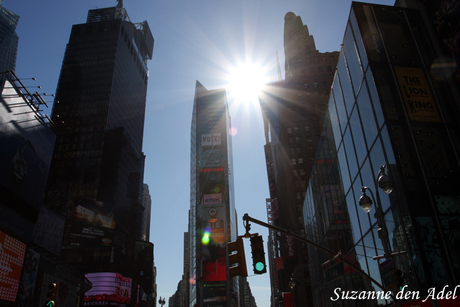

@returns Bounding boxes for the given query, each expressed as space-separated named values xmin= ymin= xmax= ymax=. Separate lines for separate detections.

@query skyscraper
xmin=303 ymin=1 xmax=460 ymax=306
xmin=44 ymin=1 xmax=154 ymax=285
xmin=259 ymin=12 xmax=339 ymax=307
xmin=189 ymin=81 xmax=238 ymax=307
xmin=0 ymin=2 xmax=19 ymax=72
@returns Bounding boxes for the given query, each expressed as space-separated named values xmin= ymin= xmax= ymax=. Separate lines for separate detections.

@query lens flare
xmin=229 ymin=127 xmax=238 ymax=136
xmin=202 ymin=227 xmax=212 ymax=245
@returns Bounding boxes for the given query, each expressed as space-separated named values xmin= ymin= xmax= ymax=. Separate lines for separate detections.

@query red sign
xmin=200 ymin=167 xmax=224 ymax=173
xmin=283 ymin=292 xmax=294 ymax=307
xmin=0 ymin=232 xmax=26 ymax=302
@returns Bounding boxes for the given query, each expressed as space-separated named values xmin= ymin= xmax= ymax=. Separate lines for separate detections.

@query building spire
xmin=117 ymin=0 xmax=123 ymax=8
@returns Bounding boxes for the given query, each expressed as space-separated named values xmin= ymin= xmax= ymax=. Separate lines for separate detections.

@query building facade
xmin=0 ymin=71 xmax=90 ymax=307
xmin=303 ymin=2 xmax=460 ymax=306
xmin=42 ymin=3 xmax=155 ymax=304
xmin=189 ymin=81 xmax=238 ymax=307
xmin=259 ymin=12 xmax=339 ymax=307
xmin=0 ymin=3 xmax=19 ymax=73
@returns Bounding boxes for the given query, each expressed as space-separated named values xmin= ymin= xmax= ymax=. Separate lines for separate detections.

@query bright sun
xmin=226 ymin=63 xmax=268 ymax=105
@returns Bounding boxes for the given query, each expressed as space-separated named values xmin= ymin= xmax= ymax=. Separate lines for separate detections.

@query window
xmin=298 ymin=158 xmax=304 ymax=164
xmin=294 ymin=127 xmax=300 ymax=133
xmin=295 ymin=137 xmax=301 ymax=143
xmin=299 ymin=169 xmax=306 ymax=176
xmin=291 ymin=159 xmax=296 ymax=165
xmin=287 ymin=127 xmax=292 ymax=134
xmin=318 ymin=67 xmax=323 ymax=73
xmin=305 ymin=125 xmax=310 ymax=132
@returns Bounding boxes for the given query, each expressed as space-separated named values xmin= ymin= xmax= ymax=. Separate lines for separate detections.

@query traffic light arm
xmin=242 ymin=213 xmax=395 ymax=300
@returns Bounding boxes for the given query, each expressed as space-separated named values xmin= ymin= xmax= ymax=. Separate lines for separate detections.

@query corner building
xmin=189 ymin=81 xmax=238 ymax=307
xmin=303 ymin=2 xmax=460 ymax=306
xmin=44 ymin=2 xmax=154 ymax=295
xmin=259 ymin=12 xmax=338 ymax=307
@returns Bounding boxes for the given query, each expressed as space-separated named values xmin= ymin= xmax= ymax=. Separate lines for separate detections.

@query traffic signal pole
xmin=242 ymin=213 xmax=398 ymax=302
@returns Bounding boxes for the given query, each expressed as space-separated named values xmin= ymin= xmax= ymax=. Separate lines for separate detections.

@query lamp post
xmin=359 ymin=165 xmax=394 ymax=259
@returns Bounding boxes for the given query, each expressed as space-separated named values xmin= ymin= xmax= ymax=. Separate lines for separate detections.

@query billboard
xmin=84 ymin=272 xmax=132 ymax=306
xmin=394 ymin=66 xmax=441 ymax=122
xmin=70 ymin=198 xmax=116 ymax=246
xmin=0 ymin=231 xmax=26 ymax=302
xmin=201 ymin=133 xmax=222 ymax=147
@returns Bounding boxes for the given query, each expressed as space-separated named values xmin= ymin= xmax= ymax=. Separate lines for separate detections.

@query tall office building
xmin=303 ymin=2 xmax=460 ymax=306
xmin=189 ymin=81 xmax=238 ymax=307
xmin=259 ymin=12 xmax=339 ymax=307
xmin=44 ymin=1 xmax=154 ymax=292
xmin=0 ymin=3 xmax=19 ymax=72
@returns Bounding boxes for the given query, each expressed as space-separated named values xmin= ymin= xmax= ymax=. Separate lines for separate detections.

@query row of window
xmin=287 ymin=125 xmax=310 ymax=133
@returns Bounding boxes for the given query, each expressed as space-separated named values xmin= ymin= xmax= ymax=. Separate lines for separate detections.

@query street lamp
xmin=358 ymin=165 xmax=393 ymax=259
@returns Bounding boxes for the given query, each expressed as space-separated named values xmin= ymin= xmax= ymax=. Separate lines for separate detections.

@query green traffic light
xmin=255 ymin=261 xmax=265 ymax=272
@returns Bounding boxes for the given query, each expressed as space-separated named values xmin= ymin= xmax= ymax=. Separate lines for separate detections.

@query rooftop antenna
xmin=276 ymin=51 xmax=282 ymax=81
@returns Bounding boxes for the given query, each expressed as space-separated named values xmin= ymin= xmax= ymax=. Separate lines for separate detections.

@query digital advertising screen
xmin=0 ymin=231 xmax=26 ymax=302
xmin=84 ymin=272 xmax=132 ymax=306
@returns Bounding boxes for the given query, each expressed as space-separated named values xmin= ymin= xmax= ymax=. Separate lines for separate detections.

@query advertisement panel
xmin=394 ymin=66 xmax=441 ymax=122
xmin=70 ymin=198 xmax=116 ymax=246
xmin=17 ymin=248 xmax=40 ymax=306
xmin=201 ymin=133 xmax=222 ymax=147
xmin=0 ymin=231 xmax=26 ymax=302
xmin=202 ymin=281 xmax=226 ymax=307
xmin=204 ymin=194 xmax=222 ymax=206
xmin=84 ymin=272 xmax=132 ymax=306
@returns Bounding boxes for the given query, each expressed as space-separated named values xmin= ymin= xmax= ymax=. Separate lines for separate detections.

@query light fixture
xmin=359 ymin=191 xmax=373 ymax=213
xmin=378 ymin=168 xmax=393 ymax=194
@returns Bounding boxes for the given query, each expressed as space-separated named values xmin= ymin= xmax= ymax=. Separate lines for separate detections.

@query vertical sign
xmin=394 ymin=66 xmax=441 ymax=122
xmin=0 ymin=232 xmax=26 ymax=302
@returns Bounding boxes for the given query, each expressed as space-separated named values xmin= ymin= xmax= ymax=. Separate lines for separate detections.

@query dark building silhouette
xmin=259 ymin=12 xmax=339 ymax=307
xmin=0 ymin=3 xmax=19 ymax=72
xmin=43 ymin=2 xmax=154 ymax=301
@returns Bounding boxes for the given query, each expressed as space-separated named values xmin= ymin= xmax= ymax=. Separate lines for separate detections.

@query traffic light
xmin=250 ymin=235 xmax=267 ymax=274
xmin=227 ymin=237 xmax=248 ymax=277
xmin=45 ymin=282 xmax=58 ymax=307
xmin=394 ymin=269 xmax=405 ymax=291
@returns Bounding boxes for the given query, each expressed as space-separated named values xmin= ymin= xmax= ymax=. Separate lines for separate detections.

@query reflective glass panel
xmin=350 ymin=9 xmax=368 ymax=69
xmin=357 ymin=84 xmax=378 ymax=147
xmin=365 ymin=70 xmax=385 ymax=128
xmin=338 ymin=52 xmax=355 ymax=114
xmin=350 ymin=107 xmax=367 ymax=167
xmin=333 ymin=74 xmax=348 ymax=130
xmin=344 ymin=23 xmax=363 ymax=93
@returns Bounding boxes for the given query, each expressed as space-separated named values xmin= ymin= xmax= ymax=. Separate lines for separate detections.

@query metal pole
xmin=242 ymin=213 xmax=395 ymax=300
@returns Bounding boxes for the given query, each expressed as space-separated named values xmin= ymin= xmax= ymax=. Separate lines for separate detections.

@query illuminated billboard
xmin=0 ymin=231 xmax=26 ymax=302
xmin=70 ymin=198 xmax=116 ymax=246
xmin=84 ymin=272 xmax=132 ymax=306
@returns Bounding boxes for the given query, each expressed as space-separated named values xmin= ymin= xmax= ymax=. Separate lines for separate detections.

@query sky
xmin=4 ymin=0 xmax=395 ymax=306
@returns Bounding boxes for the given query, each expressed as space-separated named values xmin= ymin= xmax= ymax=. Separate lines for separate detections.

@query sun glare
xmin=226 ymin=63 xmax=268 ymax=105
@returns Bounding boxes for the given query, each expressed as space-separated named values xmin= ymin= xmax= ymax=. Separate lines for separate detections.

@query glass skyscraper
xmin=303 ymin=2 xmax=460 ymax=306
xmin=0 ymin=3 xmax=19 ymax=73
xmin=44 ymin=3 xmax=154 ymax=281
xmin=189 ymin=81 xmax=238 ymax=307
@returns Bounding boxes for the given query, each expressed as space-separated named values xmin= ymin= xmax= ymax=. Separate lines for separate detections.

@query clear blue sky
xmin=4 ymin=0 xmax=395 ymax=306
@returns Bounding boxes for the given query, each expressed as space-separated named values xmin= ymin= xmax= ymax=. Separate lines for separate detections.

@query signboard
xmin=204 ymin=194 xmax=222 ymax=205
xmin=70 ymin=199 xmax=116 ymax=246
xmin=0 ymin=231 xmax=26 ymax=302
xmin=84 ymin=272 xmax=132 ymax=306
xmin=394 ymin=66 xmax=441 ymax=122
xmin=284 ymin=235 xmax=296 ymax=259
xmin=201 ymin=133 xmax=222 ymax=147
